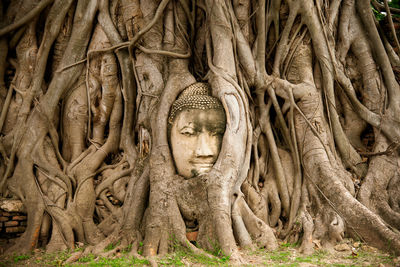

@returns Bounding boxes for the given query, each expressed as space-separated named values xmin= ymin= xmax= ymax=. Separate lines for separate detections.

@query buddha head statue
xmin=168 ymin=82 xmax=226 ymax=178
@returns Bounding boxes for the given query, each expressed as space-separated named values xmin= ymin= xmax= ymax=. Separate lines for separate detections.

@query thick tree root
xmin=3 ymin=0 xmax=400 ymax=262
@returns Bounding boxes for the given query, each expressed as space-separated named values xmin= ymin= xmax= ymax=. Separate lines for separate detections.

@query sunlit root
xmin=235 ymin=196 xmax=278 ymax=250
xmin=62 ymin=74 xmax=88 ymax=162
xmin=92 ymin=52 xmax=119 ymax=144
xmin=241 ymin=181 xmax=268 ymax=224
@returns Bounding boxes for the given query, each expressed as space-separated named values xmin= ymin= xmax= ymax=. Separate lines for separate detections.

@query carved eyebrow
xmin=178 ymin=121 xmax=194 ymax=129
xmin=179 ymin=124 xmax=203 ymax=134
xmin=206 ymin=124 xmax=226 ymax=133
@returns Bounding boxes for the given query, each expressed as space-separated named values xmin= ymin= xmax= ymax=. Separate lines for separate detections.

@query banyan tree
xmin=0 ymin=0 xmax=400 ymax=262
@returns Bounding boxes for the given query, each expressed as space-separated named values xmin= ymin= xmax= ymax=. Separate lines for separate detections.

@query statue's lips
xmin=190 ymin=161 xmax=214 ymax=170
xmin=190 ymin=162 xmax=214 ymax=168
xmin=191 ymin=163 xmax=214 ymax=176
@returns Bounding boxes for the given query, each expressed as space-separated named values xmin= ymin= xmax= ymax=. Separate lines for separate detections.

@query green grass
xmin=293 ymin=250 xmax=327 ymax=265
xmin=0 ymin=241 xmax=396 ymax=266
xmin=157 ymin=242 xmax=230 ymax=266
xmin=13 ymin=254 xmax=30 ymax=263
xmin=280 ymin=242 xmax=298 ymax=248
xmin=77 ymin=253 xmax=95 ymax=263
xmin=269 ymin=251 xmax=291 ymax=262
xmin=294 ymin=256 xmax=313 ymax=263
xmin=36 ymin=250 xmax=72 ymax=266
xmin=68 ymin=256 xmax=150 ymax=266
xmin=341 ymin=249 xmax=395 ymax=266
xmin=104 ymin=241 xmax=120 ymax=252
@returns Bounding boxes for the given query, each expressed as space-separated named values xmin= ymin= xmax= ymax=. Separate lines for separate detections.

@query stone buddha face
xmin=168 ymin=83 xmax=226 ymax=178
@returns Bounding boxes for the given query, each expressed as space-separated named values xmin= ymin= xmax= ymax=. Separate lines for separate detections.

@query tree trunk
xmin=0 ymin=0 xmax=400 ymax=261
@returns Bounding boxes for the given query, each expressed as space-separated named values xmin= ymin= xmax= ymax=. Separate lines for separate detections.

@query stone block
xmin=0 ymin=199 xmax=26 ymax=213
xmin=334 ymin=243 xmax=351 ymax=251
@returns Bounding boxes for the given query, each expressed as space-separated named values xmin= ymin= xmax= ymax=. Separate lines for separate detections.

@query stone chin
xmin=190 ymin=164 xmax=214 ymax=177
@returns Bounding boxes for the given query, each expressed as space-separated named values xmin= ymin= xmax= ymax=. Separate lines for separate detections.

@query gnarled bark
xmin=0 ymin=0 xmax=400 ymax=263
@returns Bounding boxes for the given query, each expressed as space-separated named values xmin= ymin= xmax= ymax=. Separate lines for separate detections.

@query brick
xmin=0 ymin=217 xmax=8 ymax=222
xmin=4 ymin=221 xmax=18 ymax=227
xmin=6 ymin=226 xmax=25 ymax=233
xmin=12 ymin=215 xmax=27 ymax=221
xmin=19 ymin=221 xmax=27 ymax=226
xmin=186 ymin=231 xmax=198 ymax=242
xmin=1 ymin=212 xmax=10 ymax=217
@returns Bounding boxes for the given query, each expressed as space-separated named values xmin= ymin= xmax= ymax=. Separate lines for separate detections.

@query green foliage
xmin=261 ymin=246 xmax=330 ymax=266
xmin=388 ymin=0 xmax=400 ymax=9
xmin=280 ymin=242 xmax=298 ymax=248
xmin=373 ymin=7 xmax=386 ymax=21
xmin=293 ymin=250 xmax=327 ymax=265
xmin=205 ymin=237 xmax=227 ymax=257
xmin=13 ymin=254 xmax=30 ymax=262
xmin=122 ymin=243 xmax=132 ymax=253
xmin=77 ymin=253 xmax=95 ymax=263
xmin=105 ymin=241 xmax=120 ymax=252
xmin=294 ymin=256 xmax=314 ymax=263
xmin=74 ymin=257 xmax=150 ymax=267
xmin=269 ymin=251 xmax=291 ymax=262
xmin=373 ymin=0 xmax=400 ymax=20
xmin=343 ymin=250 xmax=395 ymax=266
xmin=160 ymin=251 xmax=229 ymax=266
xmin=105 ymin=243 xmax=115 ymax=252
xmin=159 ymin=242 xmax=230 ymax=266
xmin=0 ymin=241 xmax=396 ymax=266
xmin=313 ymin=249 xmax=329 ymax=258
xmin=137 ymin=241 xmax=144 ymax=255
xmin=33 ymin=249 xmax=72 ymax=266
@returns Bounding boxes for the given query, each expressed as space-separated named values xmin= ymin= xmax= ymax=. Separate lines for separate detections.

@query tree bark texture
xmin=0 ymin=0 xmax=400 ymax=261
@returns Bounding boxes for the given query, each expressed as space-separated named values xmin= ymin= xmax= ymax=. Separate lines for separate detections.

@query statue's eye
xmin=180 ymin=128 xmax=195 ymax=136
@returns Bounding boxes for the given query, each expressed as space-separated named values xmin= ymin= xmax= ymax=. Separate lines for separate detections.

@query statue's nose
xmin=195 ymin=133 xmax=214 ymax=157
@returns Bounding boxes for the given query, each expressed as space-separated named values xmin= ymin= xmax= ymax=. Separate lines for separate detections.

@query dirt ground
xmin=0 ymin=237 xmax=399 ymax=266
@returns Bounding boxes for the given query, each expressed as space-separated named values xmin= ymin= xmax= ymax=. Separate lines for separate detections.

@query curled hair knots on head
xmin=168 ymin=82 xmax=224 ymax=125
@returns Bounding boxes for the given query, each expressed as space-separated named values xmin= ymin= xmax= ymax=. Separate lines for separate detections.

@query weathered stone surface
xmin=334 ymin=243 xmax=351 ymax=251
xmin=169 ymin=83 xmax=226 ymax=179
xmin=0 ymin=199 xmax=26 ymax=213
